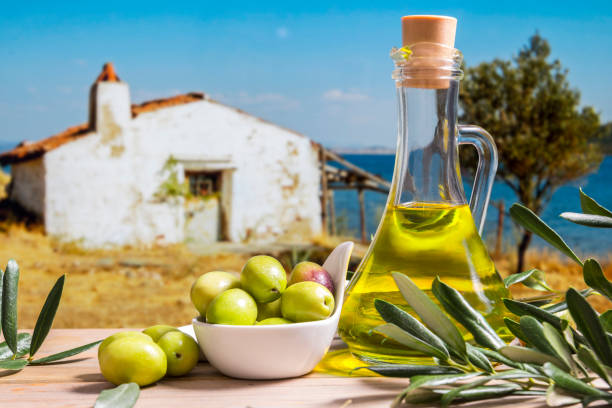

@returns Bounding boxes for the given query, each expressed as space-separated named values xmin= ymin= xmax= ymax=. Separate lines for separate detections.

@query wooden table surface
xmin=0 ymin=329 xmax=547 ymax=408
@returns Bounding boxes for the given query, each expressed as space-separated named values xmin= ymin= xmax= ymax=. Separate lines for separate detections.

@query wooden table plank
xmin=0 ymin=329 xmax=548 ymax=408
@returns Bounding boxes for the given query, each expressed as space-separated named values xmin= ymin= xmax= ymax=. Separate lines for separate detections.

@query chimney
xmin=89 ymin=62 xmax=131 ymax=133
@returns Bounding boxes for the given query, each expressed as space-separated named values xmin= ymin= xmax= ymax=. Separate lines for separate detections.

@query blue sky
xmin=1 ymin=1 xmax=610 ymax=148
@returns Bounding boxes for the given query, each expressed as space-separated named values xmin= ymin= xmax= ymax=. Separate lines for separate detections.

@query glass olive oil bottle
xmin=338 ymin=16 xmax=511 ymax=364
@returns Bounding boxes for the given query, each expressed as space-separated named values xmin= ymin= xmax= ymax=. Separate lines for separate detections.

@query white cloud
xmin=275 ymin=27 xmax=289 ymax=39
xmin=322 ymin=89 xmax=368 ymax=102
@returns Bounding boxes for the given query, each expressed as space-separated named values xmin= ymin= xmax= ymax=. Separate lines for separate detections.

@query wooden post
xmin=320 ymin=148 xmax=328 ymax=235
xmin=494 ymin=200 xmax=505 ymax=256
xmin=358 ymin=188 xmax=366 ymax=243
xmin=324 ymin=149 xmax=391 ymax=189
xmin=329 ymin=190 xmax=336 ymax=236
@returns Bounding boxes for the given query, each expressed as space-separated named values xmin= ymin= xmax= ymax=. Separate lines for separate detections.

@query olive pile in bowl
xmin=190 ymin=255 xmax=336 ymax=325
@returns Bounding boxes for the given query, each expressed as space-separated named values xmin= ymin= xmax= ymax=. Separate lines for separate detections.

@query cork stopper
xmin=402 ymin=15 xmax=457 ymax=49
xmin=398 ymin=15 xmax=458 ymax=89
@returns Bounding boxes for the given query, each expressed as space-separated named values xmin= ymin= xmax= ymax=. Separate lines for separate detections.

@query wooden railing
xmin=319 ymin=147 xmax=391 ymax=243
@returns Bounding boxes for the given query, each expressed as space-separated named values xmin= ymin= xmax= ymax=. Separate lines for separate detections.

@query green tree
xmin=459 ymin=34 xmax=602 ymax=273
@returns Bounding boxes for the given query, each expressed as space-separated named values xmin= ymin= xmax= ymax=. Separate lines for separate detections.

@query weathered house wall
xmin=130 ymin=100 xmax=321 ymax=244
xmin=24 ymin=103 xmax=318 ymax=247
xmin=43 ymin=127 xmax=185 ymax=247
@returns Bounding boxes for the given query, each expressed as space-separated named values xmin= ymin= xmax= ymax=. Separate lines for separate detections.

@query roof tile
xmin=0 ymin=92 xmax=206 ymax=165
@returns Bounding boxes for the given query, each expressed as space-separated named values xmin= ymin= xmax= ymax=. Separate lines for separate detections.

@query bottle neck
xmin=391 ymin=79 xmax=466 ymax=207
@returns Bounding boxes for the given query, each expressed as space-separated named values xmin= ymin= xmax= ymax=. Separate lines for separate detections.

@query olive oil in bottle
xmin=338 ymin=203 xmax=510 ymax=363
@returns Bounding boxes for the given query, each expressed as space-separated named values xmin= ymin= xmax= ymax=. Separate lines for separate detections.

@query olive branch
xmin=0 ymin=266 xmax=101 ymax=372
xmin=0 ymin=262 xmax=136 ymax=406
xmin=364 ymin=189 xmax=612 ymax=407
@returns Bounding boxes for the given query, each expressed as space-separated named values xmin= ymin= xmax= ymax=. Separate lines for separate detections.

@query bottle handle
xmin=457 ymin=125 xmax=498 ymax=235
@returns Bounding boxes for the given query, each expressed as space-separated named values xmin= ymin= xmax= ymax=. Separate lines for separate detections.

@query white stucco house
xmin=0 ymin=63 xmax=323 ymax=247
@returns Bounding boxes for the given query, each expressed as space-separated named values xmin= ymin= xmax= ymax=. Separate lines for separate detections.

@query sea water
xmin=331 ymin=155 xmax=612 ymax=255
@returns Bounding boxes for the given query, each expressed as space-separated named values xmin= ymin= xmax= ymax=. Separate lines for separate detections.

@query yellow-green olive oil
xmin=338 ymin=203 xmax=511 ymax=364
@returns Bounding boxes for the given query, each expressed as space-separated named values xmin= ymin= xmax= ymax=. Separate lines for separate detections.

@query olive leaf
xmin=600 ymin=310 xmax=612 ymax=333
xmin=504 ymin=298 xmax=563 ymax=330
xmin=505 ymin=269 xmax=555 ymax=292
xmin=500 ymin=345 xmax=566 ymax=368
xmin=403 ymin=372 xmax=482 ymax=395
xmin=0 ymin=359 xmax=28 ymax=370
xmin=560 ymin=212 xmax=612 ymax=228
xmin=546 ymin=384 xmax=582 ymax=407
xmin=560 ymin=320 xmax=577 ymax=352
xmin=577 ymin=344 xmax=612 ymax=385
xmin=375 ymin=324 xmax=449 ymax=360
xmin=542 ymin=362 xmax=611 ymax=398
xmin=583 ymin=259 xmax=612 ymax=302
xmin=0 ymin=333 xmax=31 ymax=360
xmin=482 ymin=348 xmax=542 ymax=376
xmin=440 ymin=370 xmax=543 ymax=407
xmin=394 ymin=388 xmax=441 ymax=405
xmin=392 ymin=372 xmax=481 ymax=407
xmin=451 ymin=385 xmax=520 ymax=403
xmin=94 ymin=383 xmax=140 ymax=408
xmin=1 ymin=260 xmax=19 ymax=354
xmin=524 ymin=298 xmax=553 ymax=307
xmin=391 ymin=272 xmax=466 ymax=357
xmin=504 ymin=318 xmax=530 ymax=345
xmin=432 ymin=277 xmax=505 ymax=350
xmin=522 ymin=269 xmax=556 ymax=292
xmin=509 ymin=203 xmax=583 ymax=265
xmin=580 ymin=188 xmax=612 ymax=217
xmin=374 ymin=299 xmax=449 ymax=358
xmin=503 ymin=269 xmax=537 ymax=288
xmin=30 ymin=275 xmax=65 ymax=357
xmin=542 ymin=322 xmax=576 ymax=374
xmin=466 ymin=344 xmax=494 ymax=373
xmin=472 ymin=347 xmax=521 ymax=369
xmin=29 ymin=340 xmax=102 ymax=365
xmin=566 ymin=288 xmax=612 ymax=367
xmin=519 ymin=316 xmax=565 ymax=369
xmin=366 ymin=364 xmax=462 ymax=377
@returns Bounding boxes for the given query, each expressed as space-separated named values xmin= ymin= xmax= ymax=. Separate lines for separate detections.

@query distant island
xmin=333 ymin=124 xmax=612 ymax=156
xmin=333 ymin=146 xmax=395 ymax=155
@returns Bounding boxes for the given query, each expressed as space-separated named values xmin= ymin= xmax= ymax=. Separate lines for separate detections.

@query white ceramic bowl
xmin=192 ymin=241 xmax=354 ymax=379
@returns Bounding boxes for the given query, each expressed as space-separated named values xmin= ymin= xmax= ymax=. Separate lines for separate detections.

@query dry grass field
xmin=0 ymin=225 xmax=252 ymax=329
xmin=493 ymin=249 xmax=612 ymax=312
xmin=0 ymin=224 xmax=609 ymax=329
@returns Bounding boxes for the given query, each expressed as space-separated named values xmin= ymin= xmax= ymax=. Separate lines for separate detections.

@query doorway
xmin=184 ymin=170 xmax=224 ymax=244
